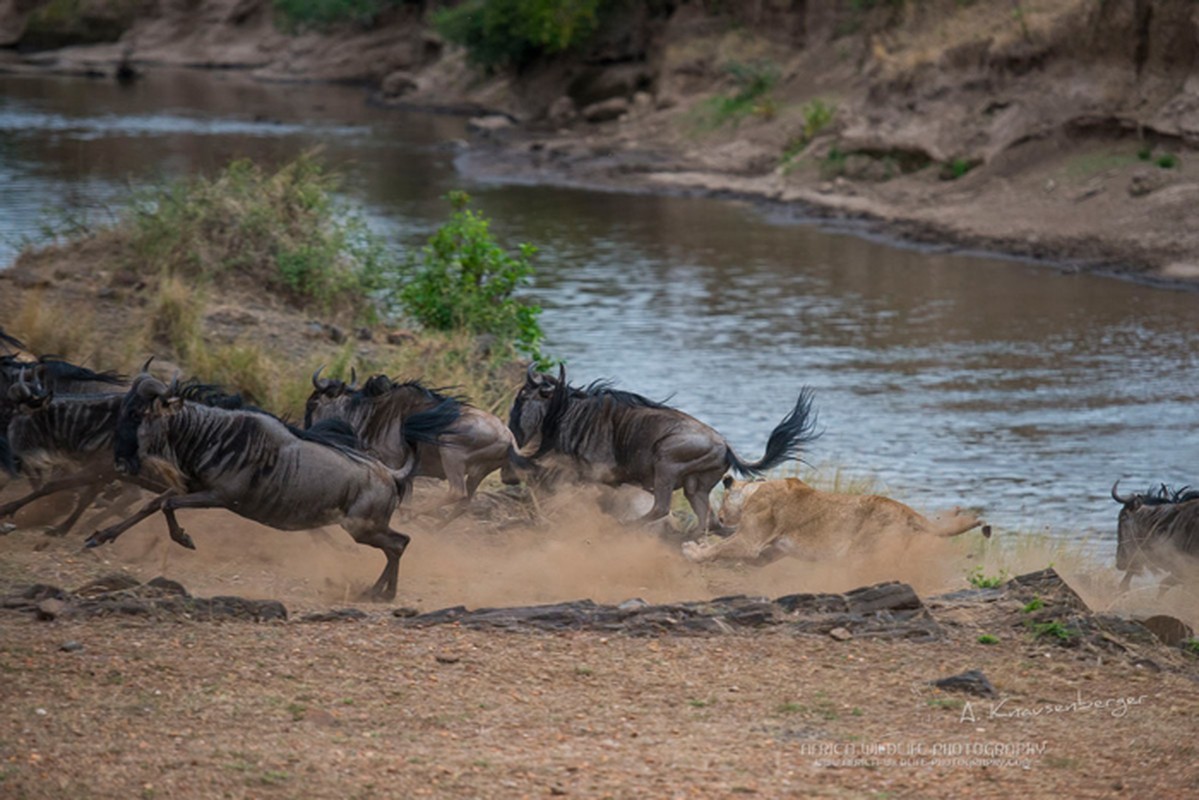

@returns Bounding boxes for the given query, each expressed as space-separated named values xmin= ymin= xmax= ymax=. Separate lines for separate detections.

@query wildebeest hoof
xmin=359 ymin=587 xmax=396 ymax=603
xmin=84 ymin=531 xmax=114 ymax=548
xmin=169 ymin=529 xmax=196 ymax=550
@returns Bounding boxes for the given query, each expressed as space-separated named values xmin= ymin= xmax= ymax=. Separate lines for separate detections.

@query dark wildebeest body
xmin=305 ymin=371 xmax=530 ymax=511
xmin=1 ymin=361 xmax=136 ymax=534
xmin=1111 ymin=481 xmax=1199 ymax=594
xmin=509 ymin=366 xmax=819 ymax=533
xmin=87 ymin=374 xmax=459 ymax=600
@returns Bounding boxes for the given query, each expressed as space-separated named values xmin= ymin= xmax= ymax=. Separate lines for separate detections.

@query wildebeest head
xmin=114 ymin=371 xmax=179 ymax=474
xmin=6 ymin=366 xmax=53 ymax=411
xmin=508 ymin=364 xmax=564 ymax=449
xmin=1111 ymin=480 xmax=1199 ymax=572
xmin=303 ymin=365 xmax=356 ymax=428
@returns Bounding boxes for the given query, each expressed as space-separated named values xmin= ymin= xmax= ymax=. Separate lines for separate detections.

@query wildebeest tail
xmin=400 ymin=397 xmax=461 ymax=447
xmin=726 ymin=387 xmax=820 ymax=478
xmin=0 ymin=433 xmax=16 ymax=478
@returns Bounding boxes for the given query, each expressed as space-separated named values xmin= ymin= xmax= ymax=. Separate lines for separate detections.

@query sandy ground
xmin=1 ymin=484 xmax=1198 ymax=799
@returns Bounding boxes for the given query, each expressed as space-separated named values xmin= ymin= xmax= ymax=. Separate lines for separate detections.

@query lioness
xmin=681 ymin=477 xmax=987 ymax=564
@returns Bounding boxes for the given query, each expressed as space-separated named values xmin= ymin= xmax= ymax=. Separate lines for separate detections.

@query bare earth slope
xmin=5 ymin=0 xmax=1199 ymax=286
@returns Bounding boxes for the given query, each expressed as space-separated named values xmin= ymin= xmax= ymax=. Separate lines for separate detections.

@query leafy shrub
xmin=126 ymin=155 xmax=389 ymax=318
xmin=397 ymin=191 xmax=546 ymax=362
xmin=272 ymin=0 xmax=394 ymax=31
xmin=1157 ymin=153 xmax=1179 ymax=169
xmin=698 ymin=59 xmax=780 ymax=130
xmin=435 ymin=0 xmax=606 ymax=71
xmin=977 ymin=634 xmax=999 ymax=645
xmin=1031 ymin=620 xmax=1076 ymax=642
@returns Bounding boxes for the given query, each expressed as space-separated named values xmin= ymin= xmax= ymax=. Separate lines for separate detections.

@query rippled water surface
xmin=2 ymin=70 xmax=1197 ymax=550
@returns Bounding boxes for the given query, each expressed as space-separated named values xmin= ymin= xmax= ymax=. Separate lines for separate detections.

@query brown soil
xmin=2 ymin=485 xmax=1198 ymax=799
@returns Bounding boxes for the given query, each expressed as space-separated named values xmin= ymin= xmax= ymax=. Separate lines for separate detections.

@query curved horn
xmin=136 ymin=376 xmax=168 ymax=399
xmin=141 ymin=357 xmax=154 ymax=375
xmin=312 ymin=365 xmax=331 ymax=391
xmin=526 ymin=363 xmax=542 ymax=386
xmin=1111 ymin=480 xmax=1134 ymax=505
xmin=9 ymin=366 xmax=33 ymax=402
xmin=556 ymin=363 xmax=566 ymax=385
xmin=349 ymin=367 xmax=358 ymax=390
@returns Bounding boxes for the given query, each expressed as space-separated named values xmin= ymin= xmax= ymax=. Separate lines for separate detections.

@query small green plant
xmin=1181 ymin=638 xmax=1199 ymax=655
xmin=397 ymin=191 xmax=546 ymax=363
xmin=967 ymin=566 xmax=1008 ymax=589
xmin=687 ymin=698 xmax=714 ymax=708
xmin=699 ymin=59 xmax=780 ymax=130
xmin=1137 ymin=145 xmax=1153 ymax=161
xmin=780 ymin=99 xmax=837 ymax=171
xmin=1031 ymin=620 xmax=1076 ymax=642
xmin=776 ymin=701 xmax=804 ymax=714
xmin=820 ymin=146 xmax=848 ymax=180
xmin=977 ymin=634 xmax=1000 ymax=645
xmin=272 ymin=0 xmax=389 ymax=31
xmin=1021 ymin=597 xmax=1045 ymax=613
xmin=435 ymin=0 xmax=606 ymax=70
xmin=1157 ymin=153 xmax=1179 ymax=169
xmin=940 ymin=157 xmax=979 ymax=180
xmin=927 ymin=697 xmax=964 ymax=710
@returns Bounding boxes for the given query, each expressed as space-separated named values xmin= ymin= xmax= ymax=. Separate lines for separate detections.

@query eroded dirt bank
xmin=5 ymin=0 xmax=1199 ymax=286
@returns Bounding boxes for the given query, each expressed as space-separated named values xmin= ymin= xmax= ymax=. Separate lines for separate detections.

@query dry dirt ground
xmin=1 ymin=484 xmax=1198 ymax=799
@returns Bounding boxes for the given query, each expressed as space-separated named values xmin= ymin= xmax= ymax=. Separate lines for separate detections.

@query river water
xmin=2 ymin=69 xmax=1196 ymax=550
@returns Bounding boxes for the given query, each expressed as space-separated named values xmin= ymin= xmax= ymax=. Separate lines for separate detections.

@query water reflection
xmin=1 ymin=70 xmax=1196 ymax=548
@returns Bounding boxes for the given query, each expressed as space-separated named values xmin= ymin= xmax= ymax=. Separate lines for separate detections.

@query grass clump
xmin=977 ymin=634 xmax=999 ymax=645
xmin=1183 ymin=638 xmax=1199 ymax=656
xmin=780 ymin=99 xmax=837 ymax=171
xmin=396 ymin=190 xmax=546 ymax=364
xmin=1156 ymin=153 xmax=1179 ymax=169
xmin=967 ymin=565 xmax=1007 ymax=589
xmin=126 ymin=154 xmax=390 ymax=319
xmin=435 ymin=0 xmax=607 ymax=71
xmin=697 ymin=60 xmax=780 ymax=130
xmin=1030 ymin=620 xmax=1076 ymax=642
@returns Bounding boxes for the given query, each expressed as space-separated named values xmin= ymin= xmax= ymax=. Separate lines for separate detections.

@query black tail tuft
xmin=727 ymin=387 xmax=821 ymax=478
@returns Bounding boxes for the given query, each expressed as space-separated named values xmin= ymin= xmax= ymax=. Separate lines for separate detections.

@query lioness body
xmin=682 ymin=478 xmax=984 ymax=564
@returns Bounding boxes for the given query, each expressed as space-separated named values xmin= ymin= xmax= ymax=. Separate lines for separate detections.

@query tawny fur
xmin=682 ymin=478 xmax=984 ymax=564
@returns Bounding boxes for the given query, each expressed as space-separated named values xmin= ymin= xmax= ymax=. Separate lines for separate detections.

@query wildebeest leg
xmin=683 ymin=472 xmax=731 ymax=536
xmin=44 ymin=481 xmax=105 ymax=537
xmin=1118 ymin=571 xmax=1134 ymax=592
xmin=347 ymin=527 xmax=411 ymax=602
xmin=0 ymin=469 xmax=104 ymax=519
xmin=640 ymin=470 xmax=679 ymax=525
xmin=86 ymin=490 xmax=178 ymax=547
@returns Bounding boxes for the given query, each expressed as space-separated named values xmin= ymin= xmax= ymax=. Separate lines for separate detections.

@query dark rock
xmin=326 ymin=325 xmax=347 ymax=344
xmin=568 ymin=63 xmax=653 ymax=108
xmin=144 ymin=577 xmax=189 ymax=597
xmin=547 ymin=96 xmax=577 ymax=126
xmin=74 ymin=573 xmax=141 ymax=597
xmin=301 ymin=608 xmax=368 ymax=623
xmin=845 ymin=582 xmax=923 ymax=613
xmin=392 ymin=606 xmax=420 ymax=618
xmin=434 ymin=653 xmax=461 ymax=664
xmin=467 ymin=115 xmax=515 ymax=136
xmin=582 ymin=97 xmax=629 ymax=124
xmin=1004 ymin=568 xmax=1090 ymax=612
xmin=59 ymin=641 xmax=84 ymax=653
xmin=386 ymin=330 xmax=417 ymax=346
xmin=23 ymin=584 xmax=67 ymax=602
xmin=35 ymin=598 xmax=66 ymax=621
xmin=1138 ymin=615 xmax=1193 ymax=647
xmin=355 ymin=327 xmax=373 ymax=342
xmin=932 ymin=669 xmax=998 ymax=698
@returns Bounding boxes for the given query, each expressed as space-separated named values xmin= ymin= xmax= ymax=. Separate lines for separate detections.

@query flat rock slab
xmin=0 ymin=573 xmax=287 ymax=622
xmin=398 ymin=580 xmax=944 ymax=640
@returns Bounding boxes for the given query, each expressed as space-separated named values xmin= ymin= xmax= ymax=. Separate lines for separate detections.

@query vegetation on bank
xmin=11 ymin=155 xmax=545 ymax=416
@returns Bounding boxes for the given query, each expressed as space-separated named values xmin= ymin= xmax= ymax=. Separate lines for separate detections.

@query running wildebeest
xmin=1 ymin=362 xmax=139 ymax=534
xmin=86 ymin=373 xmax=460 ymax=601
xmin=1111 ymin=481 xmax=1199 ymax=594
xmin=509 ymin=365 xmax=819 ymax=533
xmin=305 ymin=368 xmax=533 ymax=513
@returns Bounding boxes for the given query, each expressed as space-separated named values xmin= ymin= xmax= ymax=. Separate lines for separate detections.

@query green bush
xmin=698 ymin=60 xmax=780 ymax=130
xmin=126 ymin=155 xmax=390 ymax=318
xmin=272 ymin=0 xmax=392 ymax=31
xmin=434 ymin=0 xmax=606 ymax=70
xmin=397 ymin=191 xmax=546 ymax=362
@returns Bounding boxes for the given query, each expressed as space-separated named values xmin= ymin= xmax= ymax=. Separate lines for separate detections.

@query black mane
xmin=358 ymin=374 xmax=467 ymax=405
xmin=536 ymin=377 xmax=674 ymax=458
xmin=37 ymin=356 xmax=125 ymax=387
xmin=1141 ymin=484 xmax=1199 ymax=506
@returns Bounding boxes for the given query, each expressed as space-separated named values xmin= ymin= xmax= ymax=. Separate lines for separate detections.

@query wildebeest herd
xmin=0 ymin=326 xmax=1195 ymax=600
